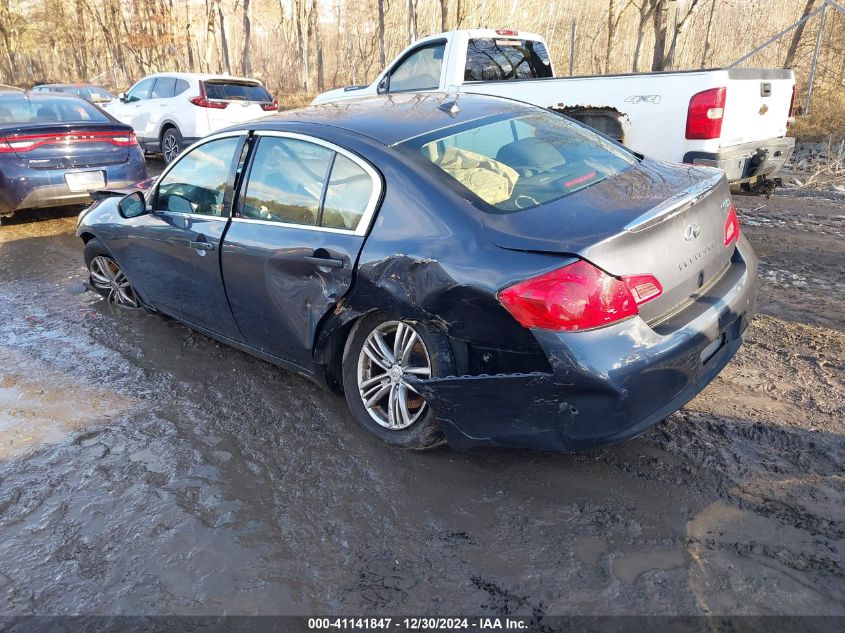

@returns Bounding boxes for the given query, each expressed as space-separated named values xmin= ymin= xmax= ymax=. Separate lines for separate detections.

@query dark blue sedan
xmin=76 ymin=93 xmax=758 ymax=451
xmin=0 ymin=87 xmax=146 ymax=219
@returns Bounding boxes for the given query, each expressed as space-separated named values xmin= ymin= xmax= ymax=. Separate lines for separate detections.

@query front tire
xmin=161 ymin=127 xmax=183 ymax=165
xmin=84 ymin=239 xmax=139 ymax=308
xmin=342 ymin=313 xmax=454 ymax=449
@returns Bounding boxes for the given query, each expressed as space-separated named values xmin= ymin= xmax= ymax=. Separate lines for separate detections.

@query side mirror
xmin=118 ymin=92 xmax=127 ymax=102
xmin=376 ymin=77 xmax=388 ymax=94
xmin=118 ymin=191 xmax=148 ymax=219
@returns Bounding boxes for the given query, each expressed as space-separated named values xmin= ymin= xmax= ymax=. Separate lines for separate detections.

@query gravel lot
xmin=0 ymin=168 xmax=842 ymax=615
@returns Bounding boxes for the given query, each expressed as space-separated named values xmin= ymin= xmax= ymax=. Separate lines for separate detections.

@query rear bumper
xmin=683 ymin=137 xmax=794 ymax=183
xmin=413 ymin=238 xmax=759 ymax=451
xmin=0 ymin=149 xmax=146 ymax=216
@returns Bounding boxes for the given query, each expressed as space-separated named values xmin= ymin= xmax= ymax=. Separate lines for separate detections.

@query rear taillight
xmin=724 ymin=203 xmax=740 ymax=246
xmin=261 ymin=100 xmax=278 ymax=111
xmin=497 ymin=260 xmax=662 ymax=331
xmin=190 ymin=95 xmax=228 ymax=109
xmin=0 ymin=131 xmax=137 ymax=152
xmin=686 ymin=87 xmax=726 ymax=140
xmin=190 ymin=82 xmax=228 ymax=109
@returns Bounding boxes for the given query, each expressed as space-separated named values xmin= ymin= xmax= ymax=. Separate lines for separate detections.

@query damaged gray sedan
xmin=77 ymin=93 xmax=758 ymax=451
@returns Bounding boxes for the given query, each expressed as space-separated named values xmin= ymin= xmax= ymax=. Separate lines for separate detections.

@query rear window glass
xmin=465 ymin=38 xmax=553 ymax=81
xmin=396 ymin=111 xmax=637 ymax=212
xmin=0 ymin=96 xmax=109 ymax=125
xmin=203 ymin=82 xmax=271 ymax=102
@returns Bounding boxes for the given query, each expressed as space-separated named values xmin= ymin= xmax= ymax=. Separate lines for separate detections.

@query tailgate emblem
xmin=684 ymin=223 xmax=701 ymax=241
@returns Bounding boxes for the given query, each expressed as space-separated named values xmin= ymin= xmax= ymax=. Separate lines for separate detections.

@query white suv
xmin=104 ymin=72 xmax=277 ymax=163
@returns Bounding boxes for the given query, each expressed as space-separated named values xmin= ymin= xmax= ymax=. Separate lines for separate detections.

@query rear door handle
xmin=304 ymin=255 xmax=343 ymax=269
xmin=190 ymin=241 xmax=215 ymax=251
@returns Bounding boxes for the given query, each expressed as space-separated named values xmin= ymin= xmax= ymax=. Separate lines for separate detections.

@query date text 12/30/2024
xmin=307 ymin=618 xmax=528 ymax=630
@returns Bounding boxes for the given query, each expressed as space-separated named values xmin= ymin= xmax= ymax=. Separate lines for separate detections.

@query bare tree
xmin=784 ymin=0 xmax=819 ymax=68
xmin=242 ymin=0 xmax=252 ymax=75
xmin=378 ymin=0 xmax=386 ymax=67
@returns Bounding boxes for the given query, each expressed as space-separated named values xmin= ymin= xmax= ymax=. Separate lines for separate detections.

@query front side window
xmin=397 ymin=111 xmax=636 ymax=212
xmin=155 ymin=136 xmax=240 ymax=216
xmin=388 ymin=43 xmax=445 ymax=92
xmin=126 ymin=78 xmax=154 ymax=102
xmin=241 ymin=137 xmax=333 ymax=226
xmin=464 ymin=38 xmax=553 ymax=82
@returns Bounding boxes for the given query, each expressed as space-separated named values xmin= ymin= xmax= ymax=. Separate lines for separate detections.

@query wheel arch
xmin=158 ymin=119 xmax=180 ymax=141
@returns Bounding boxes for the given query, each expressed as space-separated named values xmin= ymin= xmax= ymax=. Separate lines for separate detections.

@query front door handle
xmin=304 ymin=255 xmax=343 ymax=269
xmin=190 ymin=241 xmax=215 ymax=251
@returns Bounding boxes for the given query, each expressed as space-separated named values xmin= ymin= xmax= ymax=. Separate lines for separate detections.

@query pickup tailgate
xmin=718 ymin=68 xmax=793 ymax=147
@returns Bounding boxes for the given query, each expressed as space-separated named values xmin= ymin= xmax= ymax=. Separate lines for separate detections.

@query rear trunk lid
xmin=0 ymin=122 xmax=134 ymax=169
xmin=201 ymin=79 xmax=275 ymax=132
xmin=483 ymin=160 xmax=735 ymax=322
xmin=719 ymin=68 xmax=793 ymax=147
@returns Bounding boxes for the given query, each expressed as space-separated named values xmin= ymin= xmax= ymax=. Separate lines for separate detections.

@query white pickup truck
xmin=313 ymin=29 xmax=795 ymax=186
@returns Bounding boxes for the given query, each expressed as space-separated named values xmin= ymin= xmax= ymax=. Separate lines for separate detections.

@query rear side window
xmin=464 ymin=38 xmax=553 ymax=81
xmin=203 ymin=81 xmax=271 ymax=102
xmin=174 ymin=79 xmax=190 ymax=96
xmin=0 ymin=96 xmax=109 ymax=124
xmin=241 ymin=137 xmax=375 ymax=231
xmin=150 ymin=77 xmax=177 ymax=99
xmin=322 ymin=155 xmax=374 ymax=230
xmin=397 ymin=111 xmax=636 ymax=212
xmin=242 ymin=137 xmax=333 ymax=226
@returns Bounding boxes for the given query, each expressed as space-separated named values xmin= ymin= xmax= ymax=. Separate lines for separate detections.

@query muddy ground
xmin=0 ymin=166 xmax=842 ymax=616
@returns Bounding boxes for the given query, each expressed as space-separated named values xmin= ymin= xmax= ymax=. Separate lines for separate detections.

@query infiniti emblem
xmin=684 ymin=223 xmax=701 ymax=241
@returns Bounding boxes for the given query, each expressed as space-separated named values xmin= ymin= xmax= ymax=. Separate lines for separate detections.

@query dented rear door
xmin=220 ymin=132 xmax=380 ymax=370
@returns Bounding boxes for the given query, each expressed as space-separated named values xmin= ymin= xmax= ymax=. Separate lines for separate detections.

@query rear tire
xmin=161 ymin=127 xmax=183 ymax=165
xmin=341 ymin=313 xmax=454 ymax=450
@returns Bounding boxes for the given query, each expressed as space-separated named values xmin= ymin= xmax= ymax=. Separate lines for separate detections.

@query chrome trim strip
xmin=252 ymin=130 xmax=383 ymax=237
xmin=624 ymin=173 xmax=724 ymax=232
xmin=230 ymin=216 xmax=356 ymax=235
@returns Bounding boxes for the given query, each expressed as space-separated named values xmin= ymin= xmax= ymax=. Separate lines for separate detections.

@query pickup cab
xmin=313 ymin=29 xmax=795 ymax=185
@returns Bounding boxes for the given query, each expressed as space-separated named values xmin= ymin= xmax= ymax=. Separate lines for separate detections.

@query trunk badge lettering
xmin=684 ymin=223 xmax=701 ymax=241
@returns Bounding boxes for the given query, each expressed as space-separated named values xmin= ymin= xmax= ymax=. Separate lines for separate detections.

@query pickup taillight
xmin=686 ymin=87 xmax=726 ymax=140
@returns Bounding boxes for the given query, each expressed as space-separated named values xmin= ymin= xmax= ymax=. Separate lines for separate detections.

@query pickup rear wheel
xmin=161 ymin=127 xmax=183 ymax=165
xmin=342 ymin=313 xmax=454 ymax=449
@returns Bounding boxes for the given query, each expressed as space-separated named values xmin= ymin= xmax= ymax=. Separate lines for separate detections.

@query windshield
xmin=396 ymin=110 xmax=637 ymax=212
xmin=0 ymin=95 xmax=110 ymax=125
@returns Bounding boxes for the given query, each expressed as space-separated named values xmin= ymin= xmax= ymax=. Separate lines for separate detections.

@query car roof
xmin=240 ymin=92 xmax=535 ymax=146
xmin=35 ymin=83 xmax=102 ymax=88
xmin=137 ymin=72 xmax=262 ymax=83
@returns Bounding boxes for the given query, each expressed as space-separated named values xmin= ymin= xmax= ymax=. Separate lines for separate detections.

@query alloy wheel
xmin=88 ymin=255 xmax=139 ymax=308
xmin=357 ymin=321 xmax=432 ymax=430
xmin=163 ymin=134 xmax=179 ymax=163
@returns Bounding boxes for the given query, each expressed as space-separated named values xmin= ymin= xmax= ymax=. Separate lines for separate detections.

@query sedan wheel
xmin=357 ymin=321 xmax=432 ymax=430
xmin=342 ymin=313 xmax=454 ymax=449
xmin=88 ymin=255 xmax=139 ymax=308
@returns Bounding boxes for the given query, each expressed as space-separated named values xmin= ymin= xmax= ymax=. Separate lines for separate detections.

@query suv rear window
xmin=464 ymin=38 xmax=553 ymax=81
xmin=397 ymin=110 xmax=637 ymax=212
xmin=203 ymin=82 xmax=272 ymax=102
xmin=0 ymin=96 xmax=109 ymax=125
